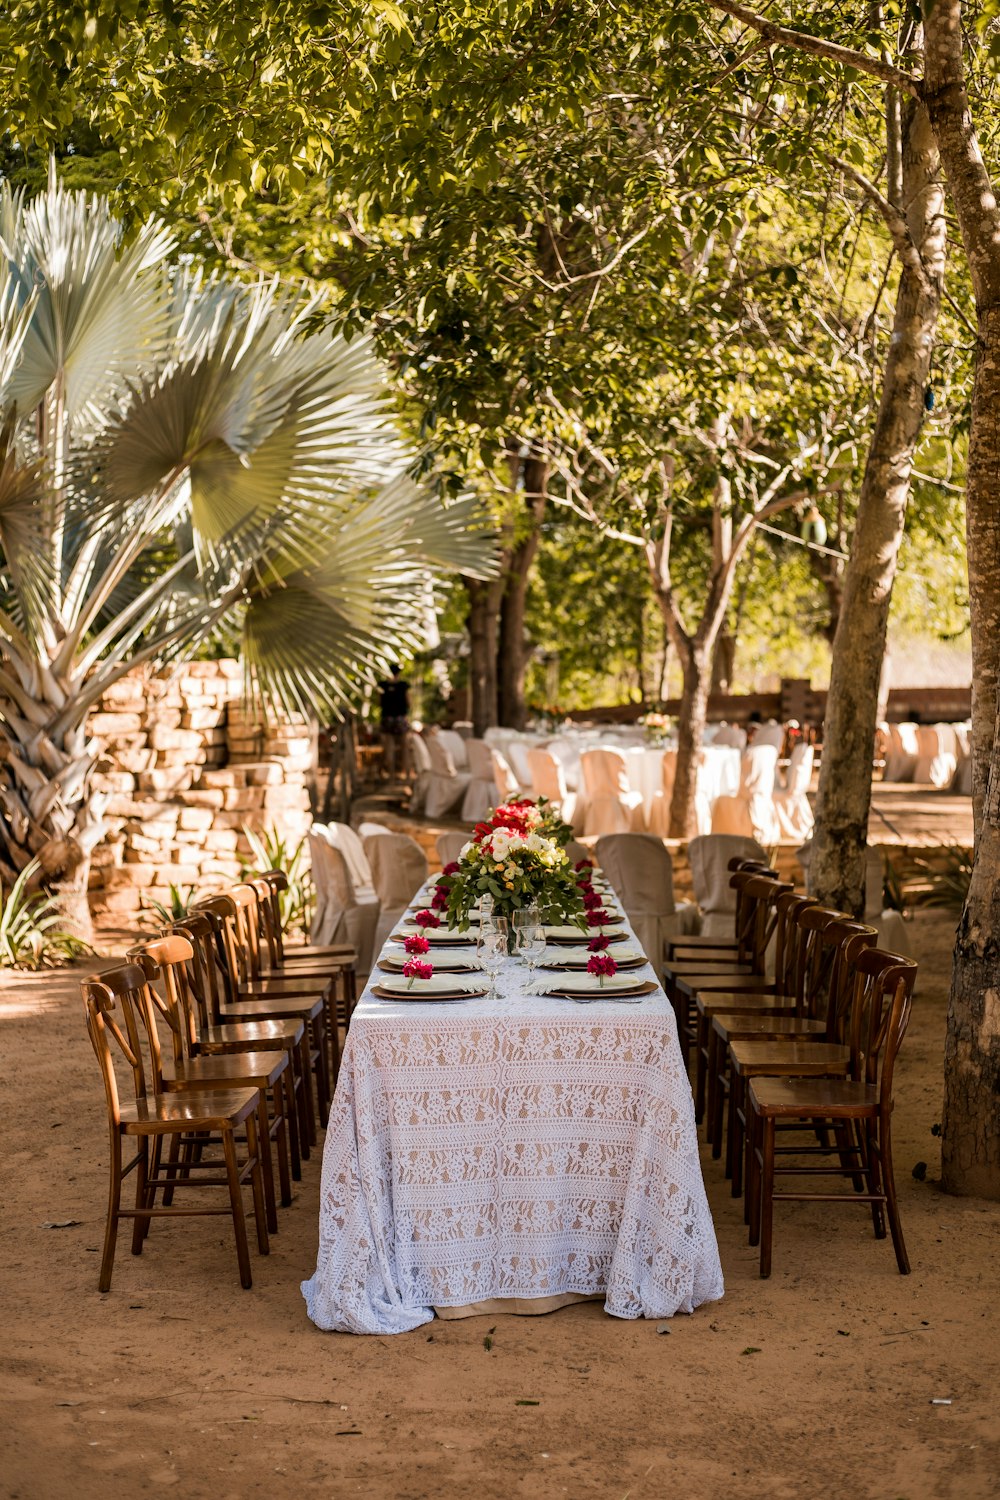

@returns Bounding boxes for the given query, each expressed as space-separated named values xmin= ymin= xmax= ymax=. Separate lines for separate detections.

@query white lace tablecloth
xmin=302 ymin=904 xmax=724 ymax=1335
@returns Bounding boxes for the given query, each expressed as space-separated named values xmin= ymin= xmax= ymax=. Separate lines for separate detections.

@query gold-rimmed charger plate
xmin=539 ymin=978 xmax=658 ymax=1000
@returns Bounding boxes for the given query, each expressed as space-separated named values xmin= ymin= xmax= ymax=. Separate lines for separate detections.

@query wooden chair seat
xmin=119 ymin=1087 xmax=260 ymax=1130
xmin=749 ymin=1075 xmax=879 ymax=1116
xmin=162 ymin=1050 xmax=289 ymax=1090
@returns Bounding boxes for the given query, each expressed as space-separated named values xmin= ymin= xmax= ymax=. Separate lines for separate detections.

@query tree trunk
xmin=0 ymin=695 xmax=104 ymax=941
xmin=670 ymin=643 xmax=711 ymax=838
xmin=809 ymin=98 xmax=945 ymax=914
xmin=497 ymin=455 xmax=546 ymax=729
xmin=711 ymin=628 xmax=735 ymax=693
xmin=464 ymin=576 xmax=502 ymax=737
xmin=921 ymin=0 xmax=1000 ymax=1196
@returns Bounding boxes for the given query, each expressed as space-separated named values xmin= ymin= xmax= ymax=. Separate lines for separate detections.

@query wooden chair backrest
xmin=773 ymin=892 xmax=816 ymax=998
xmin=845 ymin=947 xmax=918 ymax=1093
xmin=791 ymin=904 xmax=846 ymax=1015
xmin=731 ymin=872 xmax=794 ymax=974
xmin=128 ymin=935 xmax=198 ymax=1063
xmin=83 ymin=973 xmax=147 ymax=1126
xmin=256 ymin=871 xmax=288 ymax=964
xmin=229 ymin=883 xmax=263 ymax=982
xmin=820 ymin=920 xmax=878 ymax=1037
xmin=175 ymin=909 xmax=234 ymax=1017
xmin=195 ymin=893 xmax=245 ymax=991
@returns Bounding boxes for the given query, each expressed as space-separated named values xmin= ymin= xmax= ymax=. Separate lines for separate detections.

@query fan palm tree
xmin=0 ymin=174 xmax=493 ymax=932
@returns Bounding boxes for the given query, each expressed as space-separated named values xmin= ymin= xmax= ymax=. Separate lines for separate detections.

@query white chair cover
xmin=307 ymin=825 xmax=380 ymax=973
xmin=913 ymin=723 xmax=958 ymax=789
xmin=883 ymin=723 xmax=919 ymax=782
xmin=579 ymin=749 xmax=644 ymax=836
xmin=437 ymin=728 xmax=470 ymax=770
xmin=359 ymin=821 xmax=392 ymax=843
xmin=564 ymin=838 xmax=592 ymax=867
xmin=407 ymin=731 xmax=432 ymax=814
xmin=595 ymin=834 xmax=698 ymax=969
xmin=774 ymin=743 xmax=815 ymax=840
xmin=710 ymin=745 xmax=781 ymax=844
xmin=712 ymin=724 xmax=747 ymax=750
xmin=460 ymin=738 xmax=497 ymax=823
xmin=424 ymin=733 xmax=471 ymax=818
xmin=751 ymin=722 xmax=784 ymax=751
xmin=864 ymin=846 xmax=912 ymax=957
xmin=367 ymin=832 xmax=430 ymax=953
xmin=527 ymin=748 xmax=577 ymax=826
xmin=436 ymin=831 xmax=469 ymax=868
xmin=688 ymin=833 xmax=768 ymax=937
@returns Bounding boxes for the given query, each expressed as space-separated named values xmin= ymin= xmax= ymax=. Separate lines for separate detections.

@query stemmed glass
xmin=515 ymin=920 xmax=546 ymax=977
xmin=477 ymin=918 xmax=508 ymax=999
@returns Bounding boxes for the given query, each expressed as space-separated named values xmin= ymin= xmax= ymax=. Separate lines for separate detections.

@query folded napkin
xmin=543 ymin=921 xmax=624 ymax=939
xmin=525 ymin=972 xmax=650 ymax=996
xmin=394 ymin=923 xmax=473 ymax=941
xmin=374 ymin=973 xmax=490 ymax=997
xmin=539 ymin=945 xmax=644 ymax=965
xmin=380 ymin=952 xmax=483 ymax=972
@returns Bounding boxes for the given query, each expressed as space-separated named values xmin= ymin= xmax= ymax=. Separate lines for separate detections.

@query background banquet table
xmin=302 ymin=895 xmax=724 ymax=1335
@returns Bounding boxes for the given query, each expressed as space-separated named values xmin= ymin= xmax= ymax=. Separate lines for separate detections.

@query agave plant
xmin=0 ymin=857 xmax=92 ymax=968
xmin=0 ymin=174 xmax=493 ymax=934
xmin=240 ymin=824 xmax=313 ymax=934
xmin=138 ymin=882 xmax=200 ymax=932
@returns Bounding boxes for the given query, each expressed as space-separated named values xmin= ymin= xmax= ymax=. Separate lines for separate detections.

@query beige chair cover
xmin=913 ymin=723 xmax=958 ymax=788
xmin=565 ymin=838 xmax=592 ymax=867
xmin=359 ymin=821 xmax=392 ymax=843
xmin=646 ymin=750 xmax=677 ymax=838
xmin=461 ymin=738 xmax=497 ymax=823
xmin=308 ymin=825 xmax=380 ymax=973
xmin=527 ymin=748 xmax=577 ymax=826
xmin=437 ymin=728 xmax=470 ymax=770
xmin=327 ymin=822 xmax=376 ymax=895
xmin=595 ymin=834 xmax=698 ymax=969
xmin=710 ymin=745 xmax=781 ymax=844
xmin=884 ymin=723 xmax=919 ymax=782
xmin=688 ymin=833 xmax=768 ymax=938
xmin=368 ymin=832 xmax=430 ymax=953
xmin=407 ymin=731 xmax=432 ymax=814
xmin=436 ymin=831 xmax=469 ymax=867
xmin=774 ymin=743 xmax=815 ymax=840
xmin=424 ymin=732 xmax=471 ymax=818
xmin=579 ymin=749 xmax=644 ymax=837
xmin=491 ymin=749 xmax=520 ymax=804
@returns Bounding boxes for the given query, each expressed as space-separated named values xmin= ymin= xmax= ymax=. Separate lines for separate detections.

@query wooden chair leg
xmin=284 ymin=1066 xmax=302 ymax=1181
xmin=694 ymin=1014 xmax=708 ymax=1123
xmin=880 ymin=1115 xmax=911 ymax=1274
xmin=298 ymin=1036 xmax=315 ymax=1153
xmin=711 ymin=1051 xmax=726 ymax=1160
xmin=222 ymin=1126 xmax=253 ymax=1289
xmin=273 ymin=1084 xmax=292 ymax=1207
xmin=759 ymin=1115 xmax=776 ymax=1278
xmin=245 ymin=1110 xmax=270 ymax=1257
xmin=729 ymin=1070 xmax=744 ymax=1193
xmin=256 ymin=1097 xmax=278 ymax=1235
xmin=130 ymin=1139 xmax=149 ymax=1256
xmin=747 ymin=1108 xmax=762 ymax=1243
xmin=99 ymin=1133 xmax=123 ymax=1293
xmin=141 ymin=1134 xmax=164 ymax=1242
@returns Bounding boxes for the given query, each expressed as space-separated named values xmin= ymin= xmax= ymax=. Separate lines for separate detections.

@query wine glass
xmin=477 ymin=920 xmax=508 ymax=999
xmin=516 ymin=919 xmax=546 ymax=976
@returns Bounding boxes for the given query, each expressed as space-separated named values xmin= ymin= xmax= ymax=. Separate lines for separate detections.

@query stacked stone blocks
xmin=87 ymin=661 xmax=313 ymax=920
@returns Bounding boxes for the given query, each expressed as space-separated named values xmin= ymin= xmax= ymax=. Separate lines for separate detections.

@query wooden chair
xmin=127 ymin=936 xmax=295 ymax=1234
xmin=746 ymin=947 xmax=918 ymax=1278
xmin=197 ymin=892 xmax=330 ymax=1134
xmin=721 ymin=921 xmax=877 ymax=1197
xmin=83 ymin=966 xmax=268 ymax=1292
xmin=664 ymin=870 xmax=785 ymax=1066
xmin=172 ymin=911 xmax=311 ymax=1175
xmin=664 ymin=857 xmax=775 ymax=961
xmin=254 ymin=869 xmax=356 ymax=966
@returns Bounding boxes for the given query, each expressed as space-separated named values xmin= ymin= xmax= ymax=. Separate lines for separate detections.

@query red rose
xmin=442 ymin=862 xmax=460 ymax=876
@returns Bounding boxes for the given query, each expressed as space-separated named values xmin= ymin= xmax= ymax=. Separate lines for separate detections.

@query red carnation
xmin=404 ymin=934 xmax=431 ymax=955
xmin=587 ymin=953 xmax=617 ymax=983
xmin=431 ymin=889 xmax=449 ymax=910
xmin=588 ymin=935 xmax=611 ymax=952
xmin=586 ymin=908 xmax=611 ymax=926
xmin=414 ymin=908 xmax=441 ymax=929
xmin=582 ymin=889 xmax=603 ymax=910
xmin=402 ymin=958 xmax=434 ymax=984
xmin=442 ymin=861 xmax=460 ymax=876
xmin=575 ymin=858 xmax=595 ymax=872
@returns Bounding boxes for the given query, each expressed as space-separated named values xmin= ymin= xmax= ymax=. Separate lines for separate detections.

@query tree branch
xmin=705 ymin=1 xmax=922 ymax=94
xmin=831 ymin=154 xmax=931 ymax=292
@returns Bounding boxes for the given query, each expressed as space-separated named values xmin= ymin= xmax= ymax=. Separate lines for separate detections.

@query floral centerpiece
xmin=439 ymin=798 xmax=585 ymax=936
xmin=638 ymin=711 xmax=673 ymax=747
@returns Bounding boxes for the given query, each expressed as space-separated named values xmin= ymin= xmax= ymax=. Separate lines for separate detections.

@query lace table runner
xmin=302 ymin=907 xmax=724 ymax=1335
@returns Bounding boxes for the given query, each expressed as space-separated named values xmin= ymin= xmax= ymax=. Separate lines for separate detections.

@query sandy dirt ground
xmin=3 ymin=904 xmax=999 ymax=1500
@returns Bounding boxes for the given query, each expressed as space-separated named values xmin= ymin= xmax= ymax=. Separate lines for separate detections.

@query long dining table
xmin=301 ymin=885 xmax=724 ymax=1335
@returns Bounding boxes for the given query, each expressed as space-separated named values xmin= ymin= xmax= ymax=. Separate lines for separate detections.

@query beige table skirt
xmin=434 ymin=1292 xmax=603 ymax=1320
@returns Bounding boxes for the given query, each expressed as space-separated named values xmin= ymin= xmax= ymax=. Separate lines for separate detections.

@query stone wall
xmin=87 ymin=661 xmax=313 ymax=922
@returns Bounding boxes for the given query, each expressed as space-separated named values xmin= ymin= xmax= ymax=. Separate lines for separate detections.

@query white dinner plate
xmin=370 ymin=974 xmax=490 ymax=1001
xmin=536 ymin=975 xmax=658 ymax=999
xmin=379 ymin=952 xmax=484 ymax=973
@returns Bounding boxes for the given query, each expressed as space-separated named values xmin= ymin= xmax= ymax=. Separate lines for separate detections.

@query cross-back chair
xmin=746 ymin=947 xmax=918 ymax=1277
xmin=83 ymin=965 xmax=268 ymax=1292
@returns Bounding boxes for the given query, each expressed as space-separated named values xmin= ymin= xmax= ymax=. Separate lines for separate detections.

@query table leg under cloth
xmin=301 ymin=984 xmax=724 ymax=1335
